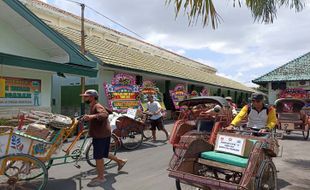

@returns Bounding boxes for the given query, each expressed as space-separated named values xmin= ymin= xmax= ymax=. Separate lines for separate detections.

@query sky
xmin=43 ymin=0 xmax=310 ymax=87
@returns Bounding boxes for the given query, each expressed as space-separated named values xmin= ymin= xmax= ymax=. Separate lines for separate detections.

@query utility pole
xmin=80 ymin=3 xmax=86 ymax=116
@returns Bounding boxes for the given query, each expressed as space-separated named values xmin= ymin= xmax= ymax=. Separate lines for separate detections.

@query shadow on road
xmin=46 ymin=178 xmax=77 ymax=190
xmin=118 ymin=138 xmax=169 ymax=153
xmin=100 ymin=171 xmax=129 ymax=190
xmin=278 ymin=178 xmax=310 ymax=190
xmin=46 ymin=162 xmax=128 ymax=190
xmin=280 ymin=132 xmax=308 ymax=141
xmin=118 ymin=142 xmax=168 ymax=153
xmin=278 ymin=178 xmax=291 ymax=189
xmin=284 ymin=158 xmax=310 ymax=170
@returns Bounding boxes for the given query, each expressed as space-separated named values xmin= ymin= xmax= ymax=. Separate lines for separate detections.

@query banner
xmin=189 ymin=90 xmax=199 ymax=98
xmin=140 ymin=80 xmax=165 ymax=111
xmin=278 ymin=88 xmax=308 ymax=99
xmin=169 ymin=84 xmax=188 ymax=109
xmin=105 ymin=73 xmax=140 ymax=112
xmin=0 ymin=77 xmax=41 ymax=106
xmin=200 ymin=87 xmax=209 ymax=96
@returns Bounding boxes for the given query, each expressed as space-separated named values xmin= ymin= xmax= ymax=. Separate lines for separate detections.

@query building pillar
xmin=136 ymin=75 xmax=143 ymax=85
xmin=164 ymin=80 xmax=173 ymax=110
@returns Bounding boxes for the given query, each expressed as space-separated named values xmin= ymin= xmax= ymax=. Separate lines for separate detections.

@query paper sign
xmin=282 ymin=123 xmax=295 ymax=130
xmin=215 ymin=135 xmax=248 ymax=156
xmin=126 ymin=108 xmax=137 ymax=119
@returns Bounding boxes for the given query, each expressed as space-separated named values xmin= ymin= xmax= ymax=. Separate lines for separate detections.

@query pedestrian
xmin=80 ymin=89 xmax=127 ymax=187
xmin=146 ymin=95 xmax=169 ymax=141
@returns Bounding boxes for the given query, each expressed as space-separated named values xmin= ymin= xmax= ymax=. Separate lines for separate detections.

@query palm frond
xmin=166 ymin=0 xmax=305 ymax=28
xmin=166 ymin=0 xmax=222 ymax=29
xmin=279 ymin=0 xmax=305 ymax=11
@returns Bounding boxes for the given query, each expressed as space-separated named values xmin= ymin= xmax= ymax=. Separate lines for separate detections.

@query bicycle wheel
xmin=0 ymin=153 xmax=48 ymax=190
xmin=143 ymin=123 xmax=152 ymax=140
xmin=255 ymin=160 xmax=278 ymax=190
xmin=121 ymin=127 xmax=143 ymax=150
xmin=86 ymin=134 xmax=119 ymax=167
xmin=176 ymin=179 xmax=209 ymax=190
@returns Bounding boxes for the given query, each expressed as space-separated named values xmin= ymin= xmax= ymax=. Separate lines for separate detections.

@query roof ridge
xmin=24 ymin=0 xmax=216 ymax=72
xmin=253 ymin=51 xmax=310 ymax=83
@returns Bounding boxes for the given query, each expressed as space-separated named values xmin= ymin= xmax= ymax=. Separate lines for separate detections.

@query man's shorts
xmin=92 ymin=137 xmax=111 ymax=160
xmin=150 ymin=117 xmax=164 ymax=130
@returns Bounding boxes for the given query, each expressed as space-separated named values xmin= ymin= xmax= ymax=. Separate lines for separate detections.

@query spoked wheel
xmin=142 ymin=123 xmax=152 ymax=140
xmin=121 ymin=128 xmax=143 ymax=150
xmin=255 ymin=160 xmax=278 ymax=190
xmin=176 ymin=179 xmax=209 ymax=190
xmin=0 ymin=153 xmax=48 ymax=190
xmin=86 ymin=134 xmax=119 ymax=167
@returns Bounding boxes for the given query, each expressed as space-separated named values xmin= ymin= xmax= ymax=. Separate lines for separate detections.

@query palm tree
xmin=166 ymin=0 xmax=305 ymax=29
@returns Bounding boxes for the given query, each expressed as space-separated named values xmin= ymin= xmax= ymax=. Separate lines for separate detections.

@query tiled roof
xmin=253 ymin=52 xmax=310 ymax=84
xmin=22 ymin=0 xmax=255 ymax=92
xmin=21 ymin=0 xmax=217 ymax=73
xmin=51 ymin=26 xmax=254 ymax=92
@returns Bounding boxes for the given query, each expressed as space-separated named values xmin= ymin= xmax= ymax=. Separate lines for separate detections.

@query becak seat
xmin=196 ymin=119 xmax=214 ymax=133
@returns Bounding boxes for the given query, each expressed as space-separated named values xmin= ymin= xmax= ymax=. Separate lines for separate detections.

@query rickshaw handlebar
xmin=224 ymin=129 xmax=271 ymax=134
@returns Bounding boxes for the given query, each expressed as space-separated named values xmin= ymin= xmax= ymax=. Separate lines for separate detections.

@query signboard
xmin=215 ymin=134 xmax=253 ymax=157
xmin=189 ymin=90 xmax=199 ymax=98
xmin=105 ymin=73 xmax=140 ymax=113
xmin=140 ymin=80 xmax=165 ymax=111
xmin=278 ymin=88 xmax=308 ymax=99
xmin=281 ymin=122 xmax=295 ymax=130
xmin=0 ymin=77 xmax=41 ymax=106
xmin=169 ymin=84 xmax=188 ymax=109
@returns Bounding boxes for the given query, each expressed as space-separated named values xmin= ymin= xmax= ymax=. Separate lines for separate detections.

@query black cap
xmin=251 ymin=93 xmax=264 ymax=101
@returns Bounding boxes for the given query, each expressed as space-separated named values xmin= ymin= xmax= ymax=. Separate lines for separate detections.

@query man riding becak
xmin=225 ymin=93 xmax=277 ymax=133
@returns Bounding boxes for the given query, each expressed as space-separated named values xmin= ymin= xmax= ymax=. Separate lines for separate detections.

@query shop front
xmin=0 ymin=0 xmax=97 ymax=118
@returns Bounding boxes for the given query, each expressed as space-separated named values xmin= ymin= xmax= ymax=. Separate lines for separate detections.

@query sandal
xmin=118 ymin=159 xmax=128 ymax=172
xmin=87 ymin=178 xmax=106 ymax=187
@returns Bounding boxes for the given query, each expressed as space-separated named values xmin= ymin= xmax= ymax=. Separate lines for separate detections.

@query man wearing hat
xmin=226 ymin=92 xmax=277 ymax=132
xmin=225 ymin=96 xmax=238 ymax=116
xmin=81 ymin=89 xmax=127 ymax=186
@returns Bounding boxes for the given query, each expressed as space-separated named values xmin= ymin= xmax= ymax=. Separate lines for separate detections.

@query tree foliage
xmin=166 ymin=0 xmax=305 ymax=29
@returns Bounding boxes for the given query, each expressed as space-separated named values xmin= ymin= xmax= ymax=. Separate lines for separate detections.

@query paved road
xmin=44 ymin=124 xmax=310 ymax=190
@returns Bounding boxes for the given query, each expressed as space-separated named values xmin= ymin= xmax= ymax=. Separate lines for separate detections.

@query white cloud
xmin=175 ymin=49 xmax=186 ymax=55
xmin=45 ymin=0 xmax=310 ymax=86
xmin=145 ymin=32 xmax=169 ymax=46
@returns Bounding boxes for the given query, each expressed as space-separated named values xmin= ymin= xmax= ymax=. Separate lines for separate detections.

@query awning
xmin=0 ymin=52 xmax=97 ymax=77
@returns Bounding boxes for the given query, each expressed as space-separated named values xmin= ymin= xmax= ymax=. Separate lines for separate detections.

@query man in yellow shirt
xmin=226 ymin=93 xmax=277 ymax=132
